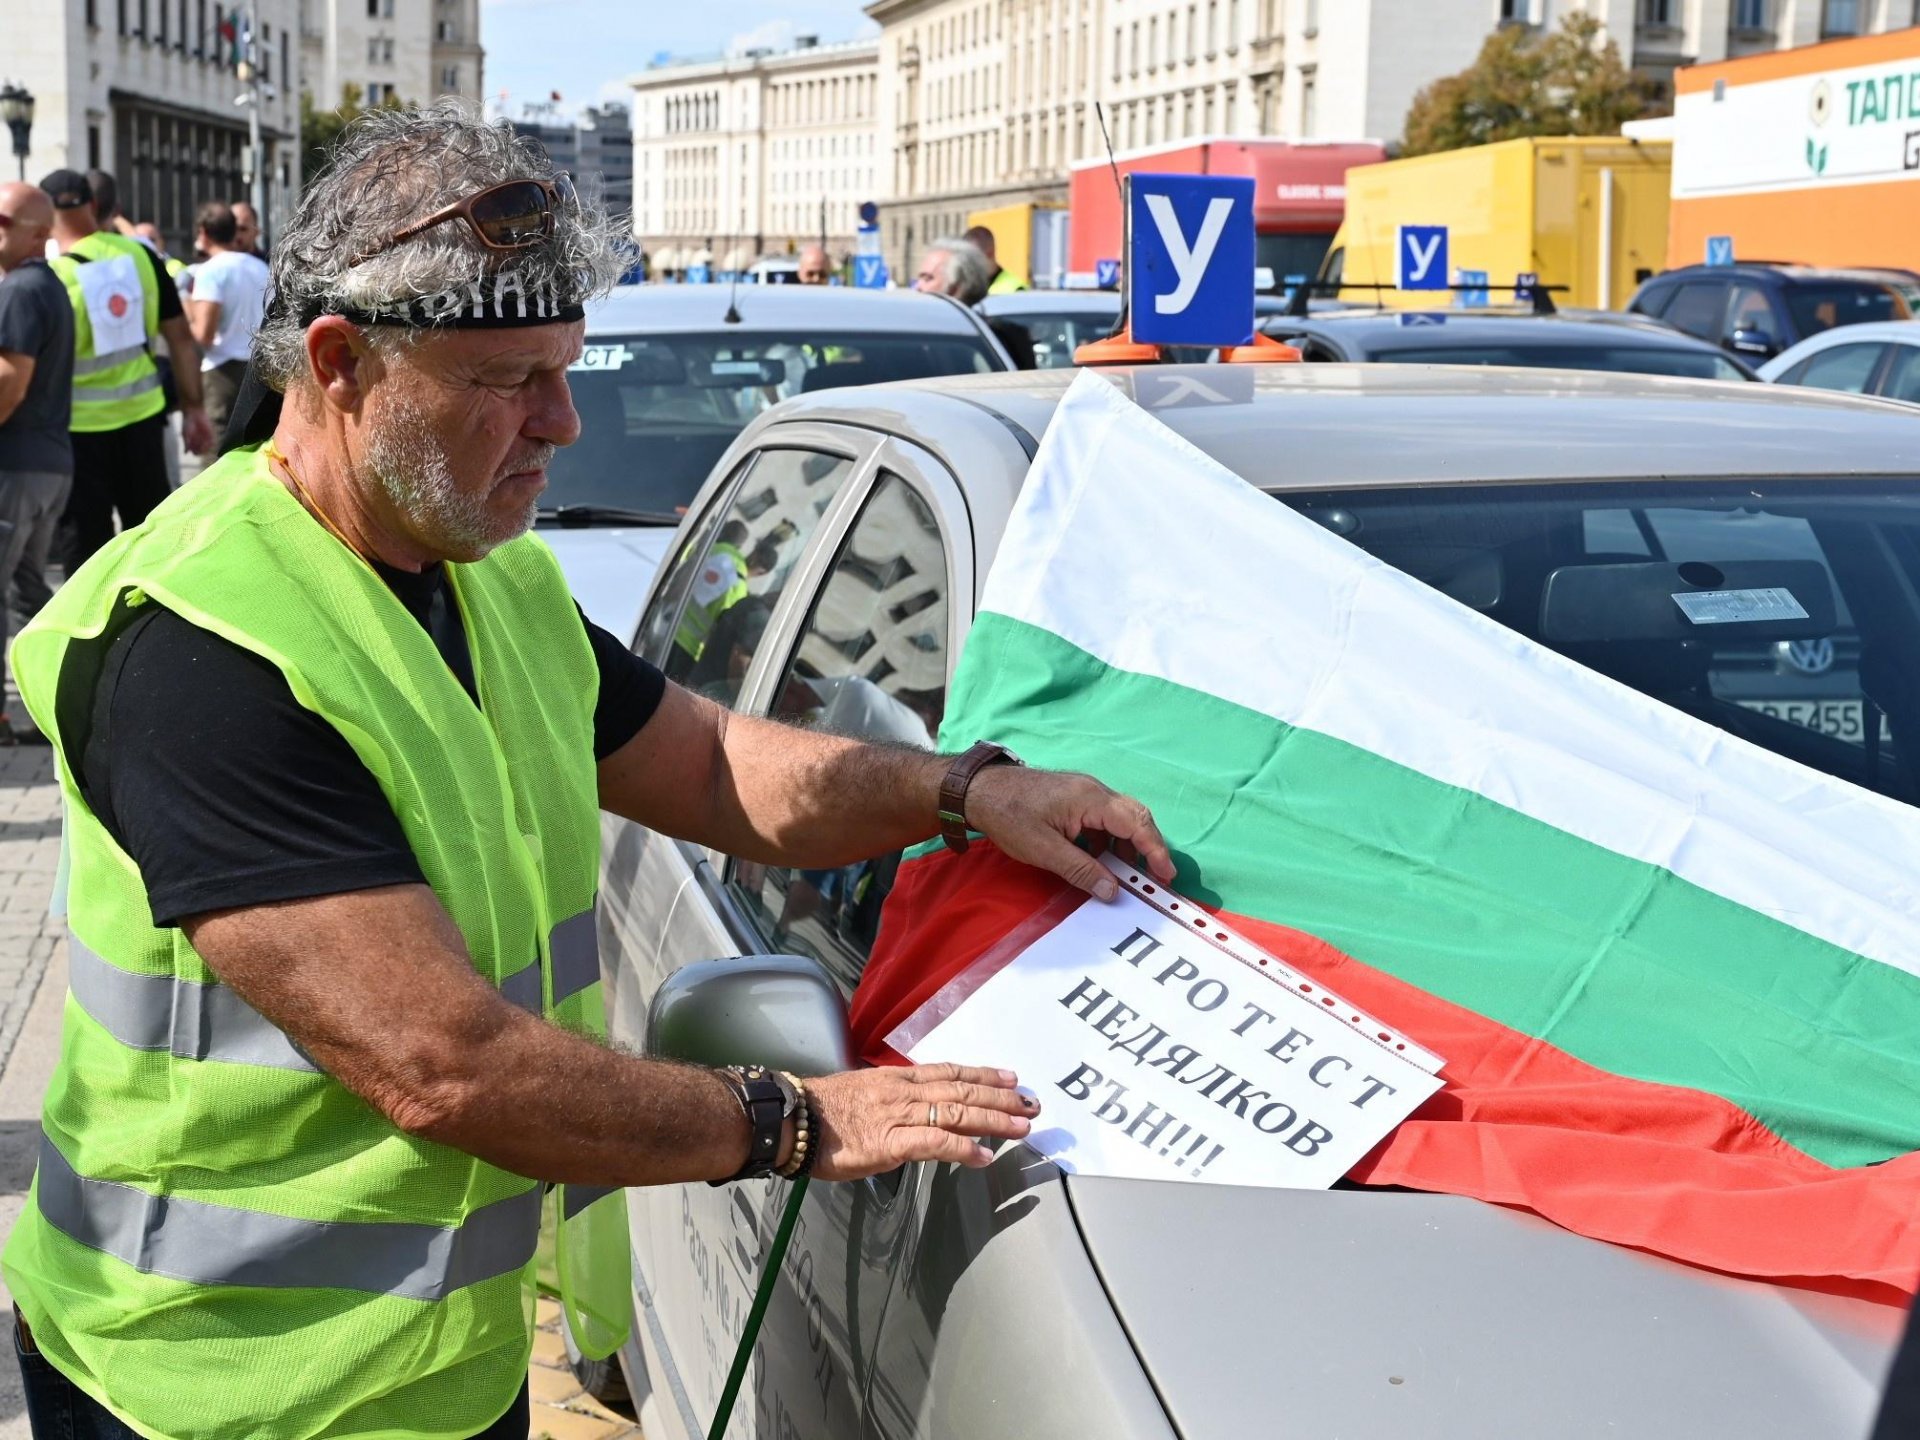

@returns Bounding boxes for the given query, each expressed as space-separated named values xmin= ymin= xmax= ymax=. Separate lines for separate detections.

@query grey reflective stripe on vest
xmin=69 ymin=934 xmax=319 ymax=1072
xmin=74 ymin=935 xmax=548 ymax=1065
xmin=549 ymin=909 xmax=600 ymax=1005
xmin=35 ymin=1132 xmax=541 ymax=1301
xmin=75 ymin=370 xmax=162 ymax=404
xmin=72 ymin=342 xmax=150 ymax=376
xmin=561 ymin=1183 xmax=618 ymax=1221
xmin=499 ymin=963 xmax=542 ymax=1013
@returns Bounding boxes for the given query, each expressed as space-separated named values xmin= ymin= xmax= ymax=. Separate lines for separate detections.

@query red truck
xmin=1066 ymin=138 xmax=1386 ymax=287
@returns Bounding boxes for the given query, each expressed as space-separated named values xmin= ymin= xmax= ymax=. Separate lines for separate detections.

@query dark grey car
xmin=595 ymin=364 xmax=1917 ymax=1439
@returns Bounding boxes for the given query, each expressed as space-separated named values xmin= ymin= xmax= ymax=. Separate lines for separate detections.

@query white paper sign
xmin=892 ymin=856 xmax=1446 ymax=1190
xmin=73 ymin=254 xmax=147 ymax=355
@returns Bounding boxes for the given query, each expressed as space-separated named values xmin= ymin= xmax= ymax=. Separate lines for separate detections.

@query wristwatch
xmin=711 ymin=1066 xmax=803 ymax=1185
xmin=937 ymin=741 xmax=1025 ymax=855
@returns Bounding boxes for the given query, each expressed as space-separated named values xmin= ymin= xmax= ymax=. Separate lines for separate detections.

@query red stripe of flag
xmin=852 ymin=843 xmax=1920 ymax=1302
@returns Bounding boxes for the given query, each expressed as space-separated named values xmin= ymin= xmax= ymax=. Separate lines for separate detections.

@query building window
xmin=195 ymin=0 xmax=204 ymax=56
xmin=1640 ymin=0 xmax=1675 ymax=24
xmin=1822 ymin=0 xmax=1860 ymax=34
xmin=88 ymin=124 xmax=101 ymax=169
xmin=1300 ymin=66 xmax=1317 ymax=135
xmin=441 ymin=64 xmax=459 ymax=88
xmin=117 ymin=0 xmax=126 ymax=33
xmin=137 ymin=0 xmax=148 ymax=38
xmin=1499 ymin=0 xmax=1535 ymax=22
xmin=1303 ymin=0 xmax=1318 ymax=35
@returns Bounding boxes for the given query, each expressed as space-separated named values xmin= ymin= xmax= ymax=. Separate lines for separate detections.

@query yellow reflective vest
xmin=4 ymin=447 xmax=630 ymax=1440
xmin=47 ymin=231 xmax=165 ymax=434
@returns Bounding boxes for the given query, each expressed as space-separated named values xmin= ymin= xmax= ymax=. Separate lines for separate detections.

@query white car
xmin=539 ymin=285 xmax=1014 ymax=641
xmin=1756 ymin=320 xmax=1920 ymax=404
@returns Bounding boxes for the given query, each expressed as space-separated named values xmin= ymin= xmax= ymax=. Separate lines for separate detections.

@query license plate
xmin=1738 ymin=698 xmax=1865 ymax=741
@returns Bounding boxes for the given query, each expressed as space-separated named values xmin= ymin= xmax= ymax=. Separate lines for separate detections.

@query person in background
xmin=964 ymin=223 xmax=1027 ymax=295
xmin=231 ymin=200 xmax=263 ymax=258
xmin=914 ymin=236 xmax=1037 ymax=369
xmin=41 ymin=170 xmax=211 ymax=571
xmin=134 ymin=222 xmax=190 ymax=490
xmin=0 ymin=184 xmax=73 ymax=745
xmin=83 ymin=170 xmax=137 ymax=241
xmin=796 ymin=243 xmax=833 ymax=285
xmin=186 ymin=201 xmax=269 ymax=447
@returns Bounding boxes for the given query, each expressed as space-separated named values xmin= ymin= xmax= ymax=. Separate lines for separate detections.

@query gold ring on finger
xmin=928 ymin=1102 xmax=939 ymax=1129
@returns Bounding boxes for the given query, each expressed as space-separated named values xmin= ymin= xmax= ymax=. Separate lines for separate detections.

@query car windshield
xmin=1376 ymin=343 xmax=1749 ymax=381
xmin=545 ymin=330 xmax=1001 ymax=516
xmin=1783 ymin=282 xmax=1902 ymax=337
xmin=992 ymin=309 xmax=1121 ymax=369
xmin=1276 ymin=479 xmax=1920 ymax=808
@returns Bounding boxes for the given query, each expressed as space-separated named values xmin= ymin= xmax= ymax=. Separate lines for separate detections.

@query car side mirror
xmin=1729 ymin=327 xmax=1779 ymax=357
xmin=645 ymin=953 xmax=855 ymax=1075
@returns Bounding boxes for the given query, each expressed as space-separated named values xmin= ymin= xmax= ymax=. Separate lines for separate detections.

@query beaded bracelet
xmin=774 ymin=1071 xmax=817 ymax=1180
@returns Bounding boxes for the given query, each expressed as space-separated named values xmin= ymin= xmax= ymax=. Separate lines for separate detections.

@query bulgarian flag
xmin=850 ymin=371 xmax=1920 ymax=1301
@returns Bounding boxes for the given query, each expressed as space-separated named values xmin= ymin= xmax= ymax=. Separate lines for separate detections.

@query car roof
xmin=1649 ymin=264 xmax=1898 ymax=286
xmin=1769 ymin=320 xmax=1920 ymax=349
xmin=584 ymin=283 xmax=992 ymax=336
xmin=761 ymin=363 xmax=1920 ymax=502
xmin=1272 ymin=312 xmax=1727 ymax=352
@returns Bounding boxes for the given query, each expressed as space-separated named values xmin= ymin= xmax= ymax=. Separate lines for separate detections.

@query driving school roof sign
xmin=1128 ymin=172 xmax=1256 ymax=347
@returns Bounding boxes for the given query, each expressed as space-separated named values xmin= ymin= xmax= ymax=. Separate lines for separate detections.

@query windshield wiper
xmin=537 ymin=504 xmax=682 ymax=527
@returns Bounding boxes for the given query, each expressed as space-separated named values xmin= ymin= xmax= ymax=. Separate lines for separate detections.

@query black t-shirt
xmin=0 ymin=261 xmax=76 ymax=473
xmin=73 ymin=561 xmax=665 ymax=927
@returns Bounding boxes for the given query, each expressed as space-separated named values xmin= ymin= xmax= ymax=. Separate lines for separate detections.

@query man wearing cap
xmin=42 ymin=168 xmax=212 ymax=572
xmin=3 ymin=101 xmax=1174 ymax=1440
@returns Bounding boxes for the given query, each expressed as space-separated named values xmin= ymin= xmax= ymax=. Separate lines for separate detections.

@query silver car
xmin=594 ymin=364 xmax=1918 ymax=1438
xmin=538 ymin=284 xmax=1013 ymax=641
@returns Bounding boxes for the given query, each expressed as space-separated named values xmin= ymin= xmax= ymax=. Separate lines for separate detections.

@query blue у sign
xmin=1396 ymin=225 xmax=1449 ymax=291
xmin=1706 ymin=235 xmax=1735 ymax=266
xmin=1127 ymin=172 xmax=1256 ymax=346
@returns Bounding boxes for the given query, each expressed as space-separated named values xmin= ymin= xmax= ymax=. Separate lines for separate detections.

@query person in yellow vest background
xmin=965 ymin=223 xmax=1028 ymax=295
xmin=39 ymin=170 xmax=212 ymax=576
xmin=3 ymin=100 xmax=1176 ymax=1440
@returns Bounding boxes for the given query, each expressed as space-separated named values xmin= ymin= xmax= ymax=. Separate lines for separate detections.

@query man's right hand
xmin=182 ymin=406 xmax=215 ymax=455
xmin=804 ymin=1063 xmax=1037 ymax=1181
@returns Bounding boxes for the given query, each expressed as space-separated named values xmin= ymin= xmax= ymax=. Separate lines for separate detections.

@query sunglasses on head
xmin=348 ymin=174 xmax=576 ymax=268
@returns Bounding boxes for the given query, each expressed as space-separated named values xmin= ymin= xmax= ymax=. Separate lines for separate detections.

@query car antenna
xmin=723 ymin=248 xmax=743 ymax=326
xmin=1097 ymin=101 xmax=1128 ymax=341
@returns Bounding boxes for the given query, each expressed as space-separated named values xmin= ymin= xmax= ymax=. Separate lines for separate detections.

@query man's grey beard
xmin=362 ymin=392 xmax=551 ymax=556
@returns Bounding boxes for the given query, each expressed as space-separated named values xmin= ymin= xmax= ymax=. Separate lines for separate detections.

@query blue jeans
xmin=13 ymin=1313 xmax=532 ymax=1439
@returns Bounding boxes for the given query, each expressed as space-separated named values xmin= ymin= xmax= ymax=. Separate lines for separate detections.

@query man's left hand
xmin=182 ymin=407 xmax=215 ymax=456
xmin=963 ymin=765 xmax=1177 ymax=901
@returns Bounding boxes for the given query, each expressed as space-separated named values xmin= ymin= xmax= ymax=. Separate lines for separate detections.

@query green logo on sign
xmin=1806 ymin=136 xmax=1830 ymax=174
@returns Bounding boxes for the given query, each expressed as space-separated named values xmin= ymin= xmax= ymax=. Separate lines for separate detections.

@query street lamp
xmin=0 ymin=83 xmax=34 ymax=183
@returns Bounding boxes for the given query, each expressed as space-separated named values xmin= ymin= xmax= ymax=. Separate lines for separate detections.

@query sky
xmin=478 ymin=1 xmax=879 ymax=121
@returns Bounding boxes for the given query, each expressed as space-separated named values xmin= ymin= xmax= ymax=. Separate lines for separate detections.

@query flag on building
xmin=849 ymin=370 xmax=1920 ymax=1301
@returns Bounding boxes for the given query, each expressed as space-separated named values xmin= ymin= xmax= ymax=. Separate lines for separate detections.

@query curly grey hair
xmin=255 ymin=99 xmax=627 ymax=390
xmin=924 ymin=237 xmax=993 ymax=306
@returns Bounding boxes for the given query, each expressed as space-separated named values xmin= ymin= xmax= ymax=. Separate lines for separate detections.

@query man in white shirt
xmin=186 ymin=201 xmax=269 ymax=443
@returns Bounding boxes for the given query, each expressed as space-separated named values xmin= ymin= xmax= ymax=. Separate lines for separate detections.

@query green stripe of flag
xmin=942 ymin=613 xmax=1920 ymax=1169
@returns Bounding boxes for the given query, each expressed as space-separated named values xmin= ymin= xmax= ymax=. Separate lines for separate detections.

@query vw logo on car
xmin=1778 ymin=637 xmax=1837 ymax=675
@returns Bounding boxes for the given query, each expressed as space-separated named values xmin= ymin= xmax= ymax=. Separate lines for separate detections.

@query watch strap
xmin=710 ymin=1066 xmax=799 ymax=1185
xmin=938 ymin=741 xmax=1022 ymax=855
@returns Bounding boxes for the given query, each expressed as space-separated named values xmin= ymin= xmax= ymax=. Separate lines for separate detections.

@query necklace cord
xmin=264 ymin=438 xmax=373 ymax=566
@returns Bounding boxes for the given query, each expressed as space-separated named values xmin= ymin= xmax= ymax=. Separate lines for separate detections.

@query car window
xmin=1285 ymin=480 xmax=1919 ymax=807
xmin=997 ymin=309 xmax=1122 ymax=368
xmin=1659 ymin=282 xmax=1730 ymax=341
xmin=632 ymin=455 xmax=755 ymax=665
xmin=654 ymin=449 xmax=859 ymax=706
xmin=1379 ymin=343 xmax=1747 ymax=380
xmin=729 ymin=475 xmax=951 ymax=994
xmin=1725 ymin=283 xmax=1778 ymax=341
xmin=544 ymin=330 xmax=998 ymax=519
xmin=1792 ymin=343 xmax=1885 ymax=394
xmin=1630 ymin=281 xmax=1676 ymax=319
xmin=1879 ymin=347 xmax=1920 ymax=405
xmin=1782 ymin=283 xmax=1901 ymax=337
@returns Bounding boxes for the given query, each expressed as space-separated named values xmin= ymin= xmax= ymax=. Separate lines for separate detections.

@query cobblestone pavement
xmin=530 ymin=1298 xmax=644 ymax=1440
xmin=0 ymin=749 xmax=62 ymax=1080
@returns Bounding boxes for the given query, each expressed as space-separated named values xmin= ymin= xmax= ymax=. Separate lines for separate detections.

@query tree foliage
xmin=300 ymin=84 xmax=408 ymax=184
xmin=1401 ymin=14 xmax=1660 ymax=157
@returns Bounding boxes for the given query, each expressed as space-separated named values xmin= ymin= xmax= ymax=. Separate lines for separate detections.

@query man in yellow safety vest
xmin=4 ymin=100 xmax=1175 ymax=1440
xmin=40 ymin=169 xmax=211 ymax=571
